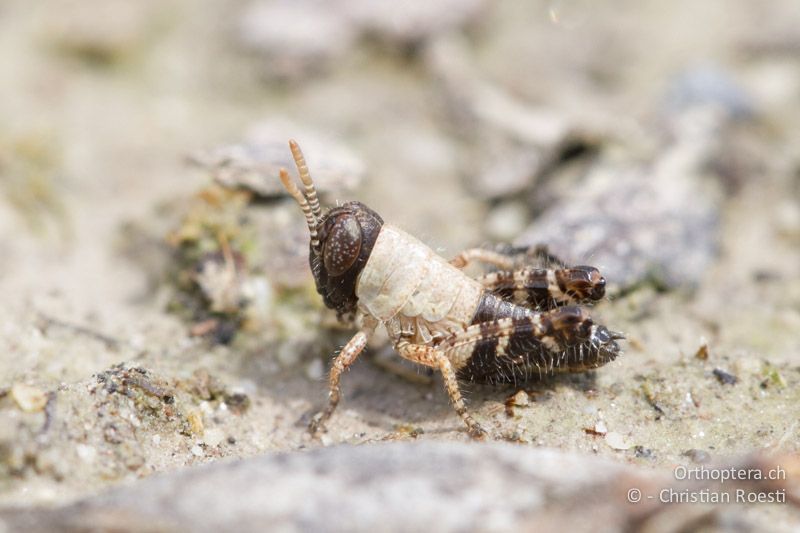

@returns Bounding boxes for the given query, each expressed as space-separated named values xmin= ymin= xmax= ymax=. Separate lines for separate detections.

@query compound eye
xmin=323 ymin=215 xmax=362 ymax=276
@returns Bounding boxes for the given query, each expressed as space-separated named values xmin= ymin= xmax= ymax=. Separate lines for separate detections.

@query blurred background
xmin=2 ymin=0 xmax=799 ymax=305
xmin=1 ymin=0 xmax=799 ymax=529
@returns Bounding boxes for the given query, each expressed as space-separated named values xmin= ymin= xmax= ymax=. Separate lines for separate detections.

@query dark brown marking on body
xmin=555 ymin=266 xmax=606 ymax=301
xmin=545 ymin=306 xmax=621 ymax=371
xmin=546 ymin=306 xmax=593 ymax=345
xmin=462 ymin=295 xmax=549 ymax=383
xmin=506 ymin=317 xmax=543 ymax=360
xmin=496 ymin=270 xmax=553 ymax=308
xmin=460 ymin=297 xmax=620 ymax=384
xmin=458 ymin=315 xmax=551 ymax=384
xmin=522 ymin=270 xmax=555 ymax=307
xmin=468 ymin=320 xmax=500 ymax=376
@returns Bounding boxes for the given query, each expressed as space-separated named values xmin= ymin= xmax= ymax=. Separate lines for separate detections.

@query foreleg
xmin=309 ymin=326 xmax=372 ymax=435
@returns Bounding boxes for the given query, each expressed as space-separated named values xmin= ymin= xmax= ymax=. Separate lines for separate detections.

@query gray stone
xmin=663 ymin=66 xmax=754 ymax=119
xmin=3 ymin=442 xmax=792 ymax=532
xmin=342 ymin=0 xmax=488 ymax=47
xmin=189 ymin=120 xmax=364 ymax=198
xmin=516 ymin=109 xmax=725 ymax=291
xmin=237 ymin=0 xmax=358 ymax=82
xmin=0 ymin=442 xmax=661 ymax=533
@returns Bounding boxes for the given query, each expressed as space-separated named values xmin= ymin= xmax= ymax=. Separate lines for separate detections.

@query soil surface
xmin=1 ymin=1 xmax=798 ymax=530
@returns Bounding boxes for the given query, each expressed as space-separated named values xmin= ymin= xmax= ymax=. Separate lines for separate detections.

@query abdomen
xmin=452 ymin=292 xmax=620 ymax=384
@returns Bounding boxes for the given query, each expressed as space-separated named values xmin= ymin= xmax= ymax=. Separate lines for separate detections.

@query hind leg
xmin=475 ymin=266 xmax=606 ymax=310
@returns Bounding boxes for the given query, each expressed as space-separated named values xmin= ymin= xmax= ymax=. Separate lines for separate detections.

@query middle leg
xmin=450 ymin=244 xmax=568 ymax=271
xmin=395 ymin=340 xmax=487 ymax=439
xmin=449 ymin=248 xmax=515 ymax=270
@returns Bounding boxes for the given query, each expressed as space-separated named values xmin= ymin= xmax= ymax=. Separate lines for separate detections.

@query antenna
xmin=288 ymin=139 xmax=322 ymax=220
xmin=279 ymin=167 xmax=320 ymax=249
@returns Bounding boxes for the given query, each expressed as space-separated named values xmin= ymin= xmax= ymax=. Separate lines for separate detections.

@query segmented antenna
xmin=288 ymin=139 xmax=322 ymax=220
xmin=279 ymin=167 xmax=320 ymax=249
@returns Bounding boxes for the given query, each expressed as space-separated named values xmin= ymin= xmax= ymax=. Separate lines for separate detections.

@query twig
xmin=37 ymin=312 xmax=123 ymax=350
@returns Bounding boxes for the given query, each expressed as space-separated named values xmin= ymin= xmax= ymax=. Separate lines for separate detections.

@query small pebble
xmin=682 ymin=449 xmax=711 ymax=464
xmin=305 ymin=358 xmax=325 ymax=381
xmin=694 ymin=342 xmax=709 ymax=360
xmin=224 ymin=393 xmax=251 ymax=415
xmin=760 ymin=364 xmax=787 ymax=389
xmin=584 ymin=419 xmax=608 ymax=436
xmin=199 ymin=401 xmax=214 ymax=416
xmin=203 ymin=428 xmax=225 ymax=448
xmin=10 ymin=383 xmax=48 ymax=413
xmin=633 ymin=446 xmax=654 ymax=459
xmin=605 ymin=432 xmax=632 ymax=450
xmin=188 ymin=410 xmax=205 ymax=435
xmin=75 ymin=444 xmax=96 ymax=464
xmin=511 ymin=390 xmax=529 ymax=407
xmin=712 ymin=368 xmax=738 ymax=385
xmin=191 ymin=445 xmax=204 ymax=457
xmin=504 ymin=390 xmax=530 ymax=416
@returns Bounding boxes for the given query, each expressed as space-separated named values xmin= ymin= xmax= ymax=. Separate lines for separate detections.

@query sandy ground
xmin=1 ymin=0 xmax=799 ymax=529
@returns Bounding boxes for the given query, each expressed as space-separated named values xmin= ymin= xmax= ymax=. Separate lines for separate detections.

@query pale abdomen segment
xmin=356 ymin=224 xmax=483 ymax=327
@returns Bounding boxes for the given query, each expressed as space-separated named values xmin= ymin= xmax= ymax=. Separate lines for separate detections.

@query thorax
xmin=355 ymin=224 xmax=483 ymax=331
